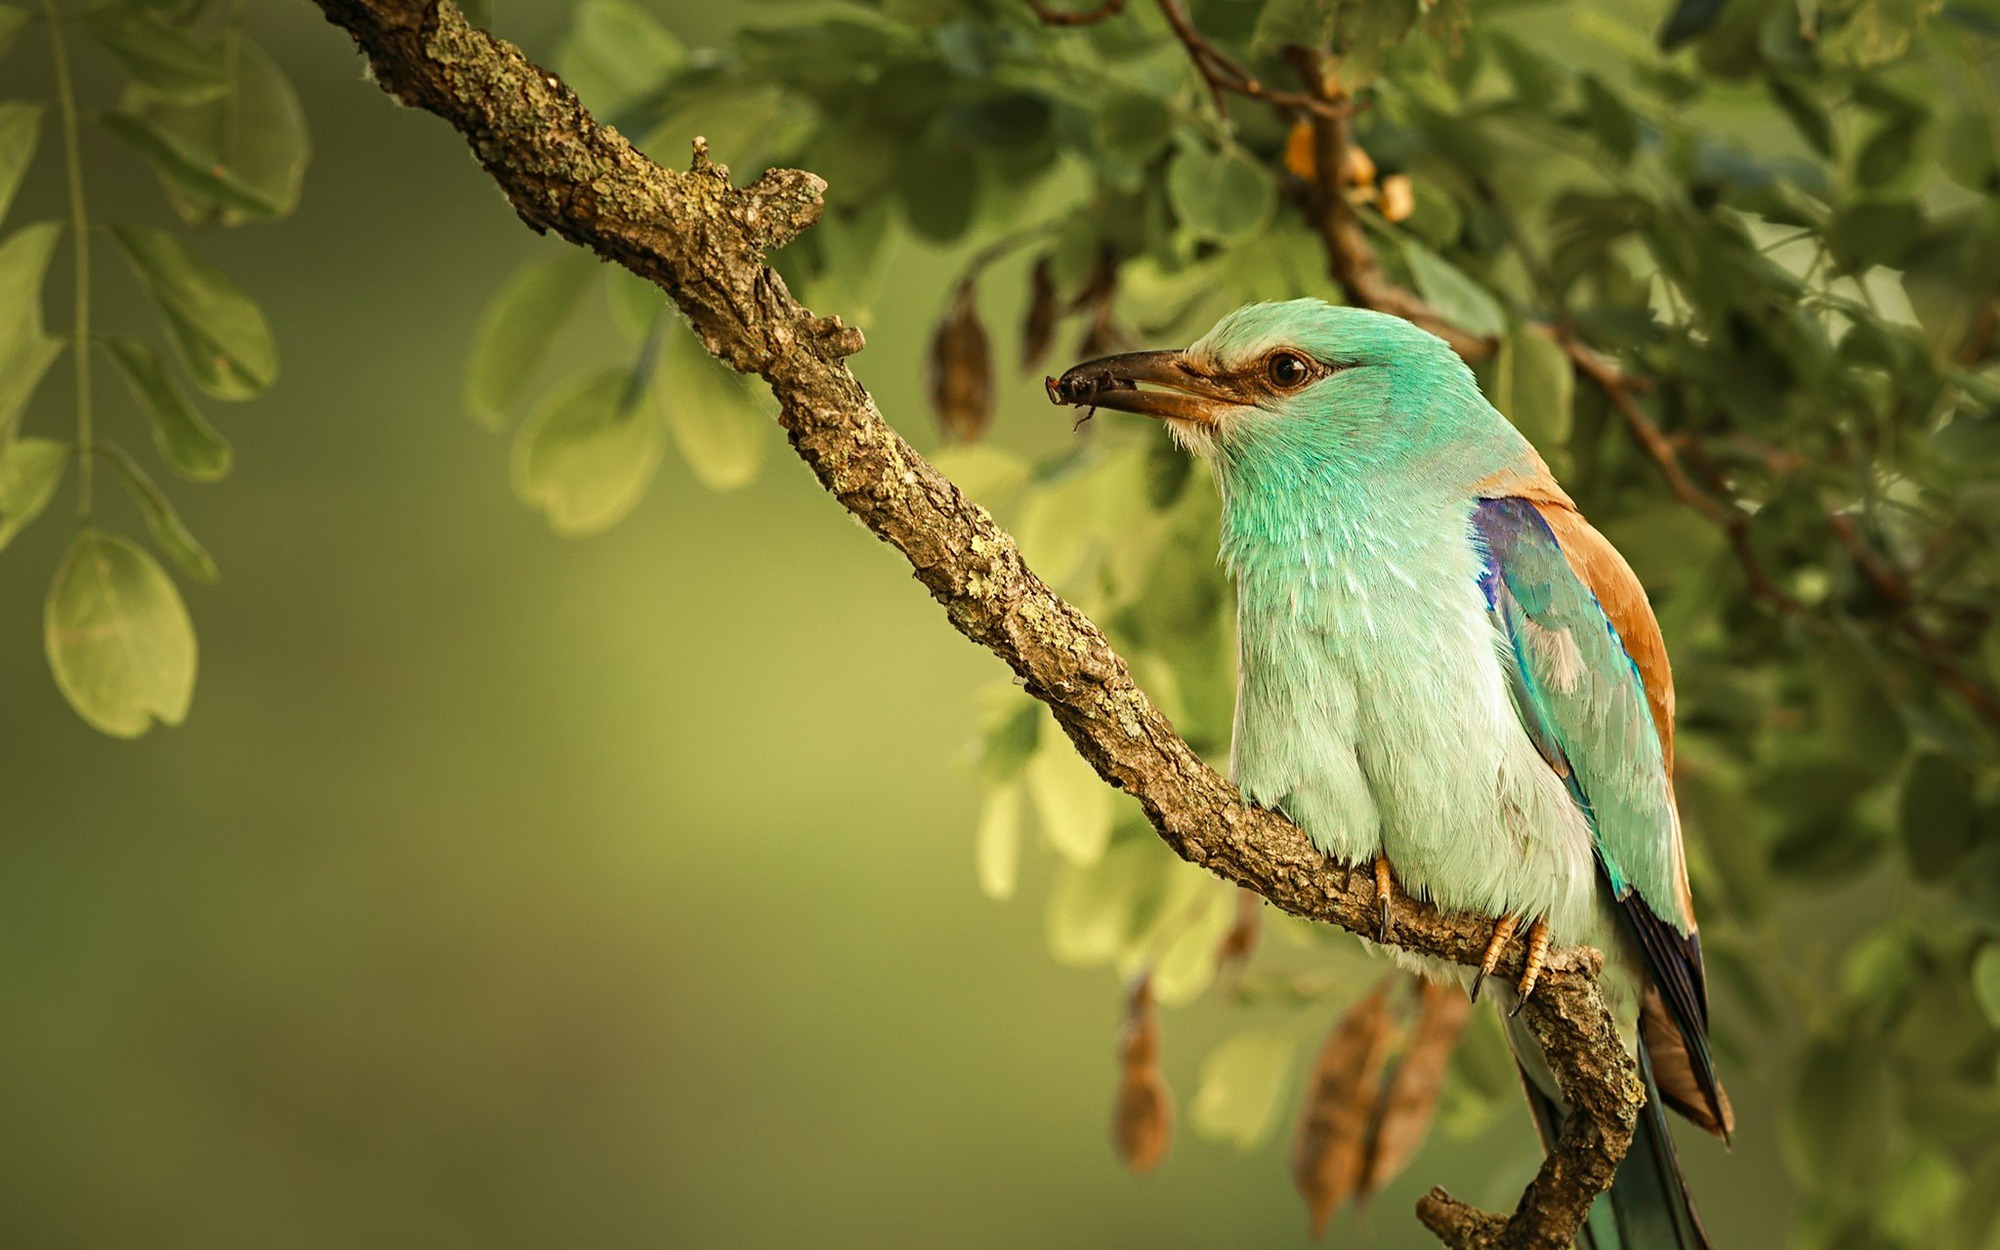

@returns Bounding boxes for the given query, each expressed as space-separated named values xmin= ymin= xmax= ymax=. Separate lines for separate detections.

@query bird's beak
xmin=1044 ymin=350 xmax=1237 ymax=425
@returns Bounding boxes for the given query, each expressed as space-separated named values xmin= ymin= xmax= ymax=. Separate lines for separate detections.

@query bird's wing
xmin=1471 ymin=495 xmax=1726 ymax=1135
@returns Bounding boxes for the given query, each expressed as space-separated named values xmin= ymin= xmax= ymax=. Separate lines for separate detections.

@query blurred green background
xmin=0 ymin=2 xmax=1801 ymax=1246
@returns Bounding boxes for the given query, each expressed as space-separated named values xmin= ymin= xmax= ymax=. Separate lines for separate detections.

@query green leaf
xmin=1941 ymin=110 xmax=2000 ymax=194
xmin=0 ymin=221 xmax=65 ymax=436
xmin=0 ymin=436 xmax=67 ymax=550
xmin=1825 ymin=200 xmax=1923 ymax=273
xmin=974 ymin=780 xmax=1024 ymax=901
xmin=511 ymin=367 xmax=663 ymax=537
xmin=1092 ymin=91 xmax=1176 ymax=171
xmin=98 ymin=443 xmax=216 ymax=582
xmin=895 ymin=141 xmax=979 ymax=243
xmin=1973 ymin=946 xmax=2000 ymax=1031
xmin=101 ymin=337 xmax=231 ymax=481
xmin=555 ymin=0 xmax=684 ymax=119
xmin=1657 ymin=0 xmax=1728 ymax=49
xmin=1151 ymin=885 xmax=1232 ymax=1006
xmin=978 ymin=695 xmax=1040 ymax=783
xmin=1769 ymin=78 xmax=1835 ymax=159
xmin=1492 ymin=326 xmax=1573 ymax=463
xmin=1900 ymin=752 xmax=1977 ymax=881
xmin=98 ymin=112 xmax=281 ymax=219
xmin=1402 ymin=241 xmax=1505 ymax=339
xmin=83 ymin=7 xmax=226 ymax=102
xmin=1784 ymin=1033 xmax=1893 ymax=1190
xmin=128 ymin=37 xmax=312 ymax=226
xmin=0 ymin=101 xmax=41 ymax=226
xmin=1190 ymin=1029 xmax=1298 ymax=1150
xmin=1855 ymin=117 xmax=1920 ymax=188
xmin=0 ymin=7 xmax=28 ymax=59
xmin=107 ymin=224 xmax=276 ymax=399
xmin=1167 ymin=147 xmax=1274 ymax=244
xmin=604 ymin=266 xmax=662 ymax=344
xmin=658 ymin=319 xmax=771 ymax=491
xmin=1044 ymin=838 xmax=1166 ymax=967
xmin=1251 ymin=0 xmax=1414 ymax=81
xmin=1025 ymin=728 xmax=1114 ymax=864
xmin=464 ymin=249 xmax=600 ymax=430
xmin=45 ymin=529 xmax=198 ymax=738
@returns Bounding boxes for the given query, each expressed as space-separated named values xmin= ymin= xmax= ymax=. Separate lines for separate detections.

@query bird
xmin=1046 ymin=299 xmax=1731 ymax=1249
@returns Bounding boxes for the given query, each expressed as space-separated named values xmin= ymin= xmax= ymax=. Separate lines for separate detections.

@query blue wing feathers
xmin=1471 ymin=497 xmax=1723 ymax=1131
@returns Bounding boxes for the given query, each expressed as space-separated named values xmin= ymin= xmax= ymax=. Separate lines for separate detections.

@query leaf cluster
xmin=3 ymin=0 xmax=306 ymax=735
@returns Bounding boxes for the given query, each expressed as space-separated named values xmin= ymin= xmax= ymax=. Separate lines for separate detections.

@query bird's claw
xmin=1505 ymin=917 xmax=1552 ymax=1017
xmin=1372 ymin=857 xmax=1396 ymax=942
xmin=1471 ymin=914 xmax=1519 ymax=1003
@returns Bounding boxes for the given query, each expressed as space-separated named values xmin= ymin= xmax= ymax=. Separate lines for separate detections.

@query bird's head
xmin=1048 ymin=300 xmax=1516 ymax=489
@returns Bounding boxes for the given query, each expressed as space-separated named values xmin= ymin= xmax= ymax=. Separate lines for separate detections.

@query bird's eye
xmin=1265 ymin=351 xmax=1312 ymax=390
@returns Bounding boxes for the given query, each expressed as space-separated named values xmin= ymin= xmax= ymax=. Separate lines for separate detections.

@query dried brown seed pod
xmin=928 ymin=279 xmax=993 ymax=443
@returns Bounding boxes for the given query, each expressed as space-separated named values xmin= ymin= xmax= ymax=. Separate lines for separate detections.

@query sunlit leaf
xmin=1045 ymin=838 xmax=1167 ymax=966
xmin=1026 ymin=727 xmax=1115 ymax=864
xmin=464 ymin=249 xmax=600 ymax=430
xmin=130 ymin=37 xmax=312 ymax=225
xmin=555 ymin=0 xmax=685 ymax=119
xmin=1151 ymin=885 xmax=1233 ymax=1007
xmin=102 ymin=336 xmax=232 ymax=481
xmin=45 ymin=529 xmax=198 ymax=738
xmin=0 ymin=436 xmax=67 ymax=550
xmin=659 ymin=318 xmax=771 ymax=491
xmin=1960 ymin=945 xmax=2000 ymax=1037
xmin=100 ymin=112 xmax=281 ymax=219
xmin=1192 ymin=1029 xmax=1299 ymax=1150
xmin=512 ymin=367 xmax=662 ymax=537
xmin=98 ymin=443 xmax=217 ymax=583
xmin=0 ymin=101 xmax=41 ymax=226
xmin=0 ymin=221 xmax=64 ymax=435
xmin=1168 ymin=146 xmax=1274 ymax=244
xmin=974 ymin=780 xmax=1023 ymax=901
xmin=1402 ymin=242 xmax=1505 ymax=339
xmin=1492 ymin=325 xmax=1573 ymax=466
xmin=83 ymin=7 xmax=226 ymax=102
xmin=108 ymin=224 xmax=277 ymax=399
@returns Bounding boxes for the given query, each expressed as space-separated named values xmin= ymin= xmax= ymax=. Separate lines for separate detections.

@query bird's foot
xmin=1506 ymin=918 xmax=1552 ymax=1017
xmin=1372 ymin=857 xmax=1396 ymax=942
xmin=1470 ymin=914 xmax=1519 ymax=1003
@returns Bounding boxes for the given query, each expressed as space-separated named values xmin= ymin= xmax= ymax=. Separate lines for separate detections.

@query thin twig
xmin=1151 ymin=0 xmax=1339 ymax=118
xmin=1283 ymin=48 xmax=1492 ymax=359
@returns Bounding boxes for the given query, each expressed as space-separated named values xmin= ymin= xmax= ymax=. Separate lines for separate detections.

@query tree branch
xmin=1284 ymin=49 xmax=1494 ymax=359
xmin=304 ymin=3 xmax=1639 ymax=1246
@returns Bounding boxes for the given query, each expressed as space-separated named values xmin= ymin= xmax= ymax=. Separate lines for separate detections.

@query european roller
xmin=1047 ymin=300 xmax=1730 ymax=1250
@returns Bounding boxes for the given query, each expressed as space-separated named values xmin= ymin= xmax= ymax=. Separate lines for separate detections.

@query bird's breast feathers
xmin=1228 ymin=499 xmax=1604 ymax=944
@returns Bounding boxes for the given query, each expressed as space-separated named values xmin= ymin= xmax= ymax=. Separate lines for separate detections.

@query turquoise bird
xmin=1048 ymin=300 xmax=1731 ymax=1249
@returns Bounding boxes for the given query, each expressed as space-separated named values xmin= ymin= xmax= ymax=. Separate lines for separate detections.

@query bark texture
xmin=304 ymin=3 xmax=1644 ymax=1245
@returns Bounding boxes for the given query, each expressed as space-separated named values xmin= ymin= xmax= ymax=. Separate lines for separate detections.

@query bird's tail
xmin=1511 ymin=1020 xmax=1711 ymax=1250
